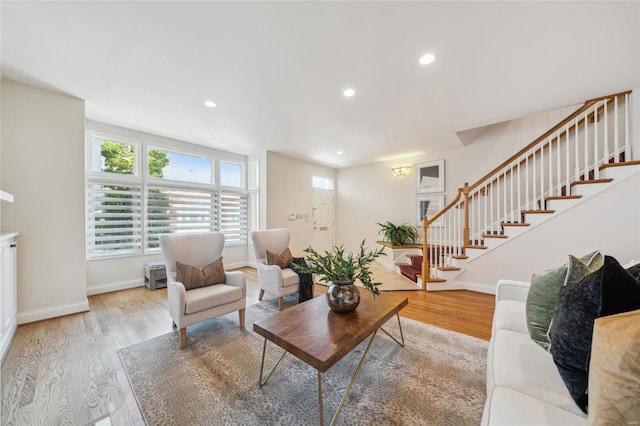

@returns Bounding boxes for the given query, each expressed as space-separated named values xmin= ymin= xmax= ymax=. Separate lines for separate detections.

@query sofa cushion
xmin=549 ymin=256 xmax=640 ymax=413
xmin=525 ymin=251 xmax=602 ymax=350
xmin=185 ymin=284 xmax=244 ymax=314
xmin=489 ymin=329 xmax=584 ymax=417
xmin=589 ymin=309 xmax=640 ymax=426
xmin=493 ymin=300 xmax=528 ymax=334
xmin=281 ymin=267 xmax=300 ymax=287
xmin=482 ymin=386 xmax=587 ymax=426
xmin=176 ymin=258 xmax=226 ymax=290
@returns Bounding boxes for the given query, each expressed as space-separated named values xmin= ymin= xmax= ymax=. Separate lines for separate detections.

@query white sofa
xmin=481 ymin=279 xmax=588 ymax=425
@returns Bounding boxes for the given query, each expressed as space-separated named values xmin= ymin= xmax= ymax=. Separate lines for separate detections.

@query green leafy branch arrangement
xmin=291 ymin=240 xmax=386 ymax=298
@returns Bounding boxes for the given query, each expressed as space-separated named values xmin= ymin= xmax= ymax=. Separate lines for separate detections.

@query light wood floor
xmin=1 ymin=267 xmax=494 ymax=425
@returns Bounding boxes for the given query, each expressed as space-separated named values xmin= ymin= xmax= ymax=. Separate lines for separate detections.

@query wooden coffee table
xmin=253 ymin=292 xmax=408 ymax=426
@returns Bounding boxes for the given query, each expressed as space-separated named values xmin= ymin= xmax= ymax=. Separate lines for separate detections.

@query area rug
xmin=118 ymin=301 xmax=488 ymax=425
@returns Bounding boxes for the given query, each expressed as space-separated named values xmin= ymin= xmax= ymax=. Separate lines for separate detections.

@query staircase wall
xmin=458 ymin=171 xmax=640 ymax=293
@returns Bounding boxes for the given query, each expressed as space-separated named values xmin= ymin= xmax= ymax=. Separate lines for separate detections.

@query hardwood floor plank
xmin=2 ymin=266 xmax=495 ymax=425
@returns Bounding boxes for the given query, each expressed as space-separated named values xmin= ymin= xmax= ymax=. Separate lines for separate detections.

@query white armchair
xmin=250 ymin=228 xmax=303 ymax=311
xmin=160 ymin=232 xmax=246 ymax=349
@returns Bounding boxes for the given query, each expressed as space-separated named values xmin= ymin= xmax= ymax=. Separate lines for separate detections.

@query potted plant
xmin=377 ymin=221 xmax=419 ymax=246
xmin=291 ymin=240 xmax=386 ymax=313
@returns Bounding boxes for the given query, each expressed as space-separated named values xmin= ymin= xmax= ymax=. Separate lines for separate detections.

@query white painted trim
xmin=87 ymin=279 xmax=144 ymax=296
xmin=462 ymin=281 xmax=496 ymax=295
xmin=0 ymin=190 xmax=14 ymax=203
xmin=18 ymin=299 xmax=90 ymax=325
xmin=0 ymin=321 xmax=17 ymax=362
xmin=225 ymin=260 xmax=250 ymax=270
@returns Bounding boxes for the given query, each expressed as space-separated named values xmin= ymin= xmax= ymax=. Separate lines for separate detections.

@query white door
xmin=312 ymin=189 xmax=334 ymax=252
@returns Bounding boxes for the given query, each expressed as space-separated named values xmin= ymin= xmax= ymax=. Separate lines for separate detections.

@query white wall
xmin=336 ymin=105 xmax=579 ymax=253
xmin=85 ymin=120 xmax=249 ymax=295
xmin=266 ymin=152 xmax=336 ymax=256
xmin=1 ymin=80 xmax=88 ymax=323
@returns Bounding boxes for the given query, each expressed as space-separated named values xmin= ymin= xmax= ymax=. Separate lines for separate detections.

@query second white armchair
xmin=250 ymin=228 xmax=301 ymax=311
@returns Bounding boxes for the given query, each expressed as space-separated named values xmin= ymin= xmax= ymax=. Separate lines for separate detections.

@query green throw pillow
xmin=525 ymin=251 xmax=603 ymax=350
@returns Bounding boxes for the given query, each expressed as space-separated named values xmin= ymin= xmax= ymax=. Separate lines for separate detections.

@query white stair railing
xmin=420 ymin=91 xmax=632 ymax=289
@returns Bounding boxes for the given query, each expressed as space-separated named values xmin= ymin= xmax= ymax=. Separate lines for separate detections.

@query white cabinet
xmin=0 ymin=234 xmax=18 ymax=361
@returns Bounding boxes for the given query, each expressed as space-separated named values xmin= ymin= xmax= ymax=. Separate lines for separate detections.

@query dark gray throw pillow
xmin=548 ymin=256 xmax=640 ymax=413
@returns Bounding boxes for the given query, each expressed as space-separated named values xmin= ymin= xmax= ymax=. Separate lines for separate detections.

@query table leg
xmin=259 ymin=337 xmax=288 ymax=387
xmin=318 ymin=329 xmax=379 ymax=426
xmin=378 ymin=313 xmax=405 ymax=347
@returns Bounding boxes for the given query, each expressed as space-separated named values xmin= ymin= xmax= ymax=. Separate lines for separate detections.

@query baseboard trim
xmin=0 ymin=320 xmax=17 ymax=362
xmin=87 ymin=279 xmax=144 ymax=296
xmin=18 ymin=299 xmax=90 ymax=325
xmin=462 ymin=281 xmax=496 ymax=295
xmin=226 ymin=260 xmax=251 ymax=270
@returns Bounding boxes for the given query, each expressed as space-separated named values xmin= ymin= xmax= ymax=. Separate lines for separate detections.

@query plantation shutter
xmin=220 ymin=192 xmax=248 ymax=244
xmin=146 ymin=186 xmax=216 ymax=250
xmin=87 ymin=183 xmax=142 ymax=257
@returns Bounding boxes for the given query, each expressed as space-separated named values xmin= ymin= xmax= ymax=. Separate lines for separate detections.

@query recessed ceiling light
xmin=343 ymin=88 xmax=355 ymax=97
xmin=337 ymin=151 xmax=343 ymax=155
xmin=419 ymin=53 xmax=436 ymax=65
xmin=204 ymin=100 xmax=217 ymax=108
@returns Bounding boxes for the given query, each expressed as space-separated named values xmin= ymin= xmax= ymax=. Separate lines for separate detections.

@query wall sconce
xmin=392 ymin=166 xmax=411 ymax=177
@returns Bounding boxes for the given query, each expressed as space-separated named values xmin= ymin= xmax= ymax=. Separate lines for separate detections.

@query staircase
xmin=414 ymin=90 xmax=639 ymax=291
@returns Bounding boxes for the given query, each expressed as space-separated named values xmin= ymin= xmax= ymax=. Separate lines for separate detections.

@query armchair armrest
xmin=256 ymin=261 xmax=285 ymax=295
xmin=496 ymin=279 xmax=530 ymax=303
xmin=167 ymin=276 xmax=187 ymax=324
xmin=225 ymin=270 xmax=247 ymax=297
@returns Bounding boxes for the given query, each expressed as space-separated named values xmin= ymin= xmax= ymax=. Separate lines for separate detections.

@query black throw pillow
xmin=548 ymin=256 xmax=640 ymax=413
xmin=626 ymin=262 xmax=640 ymax=280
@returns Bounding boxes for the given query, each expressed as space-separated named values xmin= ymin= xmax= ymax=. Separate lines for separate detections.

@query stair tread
xmin=464 ymin=244 xmax=488 ymax=249
xmin=406 ymin=254 xmax=423 ymax=259
xmin=438 ymin=266 xmax=461 ymax=271
xmin=522 ymin=210 xmax=555 ymax=214
xmin=570 ymin=178 xmax=613 ymax=186
xmin=450 ymin=255 xmax=469 ymax=259
xmin=545 ymin=195 xmax=582 ymax=200
xmin=416 ymin=274 xmax=447 ymax=283
xmin=501 ymin=222 xmax=530 ymax=227
xmin=599 ymin=160 xmax=640 ymax=170
xmin=482 ymin=234 xmax=508 ymax=239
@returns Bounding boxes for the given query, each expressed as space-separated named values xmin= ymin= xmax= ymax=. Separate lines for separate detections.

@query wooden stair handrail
xmin=468 ymin=90 xmax=631 ymax=192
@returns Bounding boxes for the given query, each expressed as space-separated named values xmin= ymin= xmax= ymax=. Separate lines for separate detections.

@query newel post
xmin=421 ymin=216 xmax=429 ymax=291
xmin=462 ymin=183 xmax=470 ymax=249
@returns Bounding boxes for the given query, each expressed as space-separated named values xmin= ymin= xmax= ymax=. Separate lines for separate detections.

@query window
xmin=220 ymin=192 xmax=248 ymax=244
xmin=87 ymin=182 xmax=142 ymax=257
xmin=148 ymin=147 xmax=213 ymax=184
xmin=220 ymin=160 xmax=244 ymax=188
xmin=90 ymin=137 xmax=138 ymax=175
xmin=86 ymin=132 xmax=249 ymax=258
xmin=312 ymin=176 xmax=334 ymax=190
xmin=146 ymin=186 xmax=216 ymax=250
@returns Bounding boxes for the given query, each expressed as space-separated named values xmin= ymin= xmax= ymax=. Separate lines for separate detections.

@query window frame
xmin=219 ymin=159 xmax=246 ymax=190
xmin=86 ymin=131 xmax=142 ymax=179
xmin=145 ymin=145 xmax=215 ymax=186
xmin=86 ymin=130 xmax=249 ymax=259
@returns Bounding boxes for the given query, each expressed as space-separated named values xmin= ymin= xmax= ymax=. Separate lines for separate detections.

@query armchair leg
xmin=179 ymin=328 xmax=187 ymax=349
xmin=259 ymin=289 xmax=265 ymax=301
xmin=278 ymin=297 xmax=284 ymax=311
xmin=239 ymin=309 xmax=246 ymax=329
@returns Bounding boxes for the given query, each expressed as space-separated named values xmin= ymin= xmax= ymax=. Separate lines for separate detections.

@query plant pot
xmin=326 ymin=279 xmax=360 ymax=313
xmin=392 ymin=232 xmax=404 ymax=246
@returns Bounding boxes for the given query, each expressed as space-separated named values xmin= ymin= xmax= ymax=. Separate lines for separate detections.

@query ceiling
xmin=2 ymin=1 xmax=639 ymax=168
